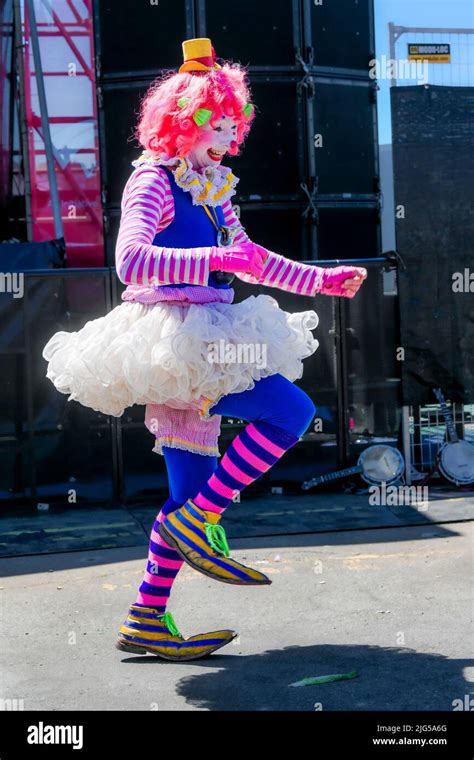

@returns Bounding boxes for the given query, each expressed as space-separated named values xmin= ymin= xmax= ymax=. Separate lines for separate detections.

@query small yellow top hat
xmin=179 ymin=38 xmax=221 ymax=73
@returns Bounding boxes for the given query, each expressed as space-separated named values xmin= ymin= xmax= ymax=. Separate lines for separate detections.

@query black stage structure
xmin=391 ymin=84 xmax=474 ymax=405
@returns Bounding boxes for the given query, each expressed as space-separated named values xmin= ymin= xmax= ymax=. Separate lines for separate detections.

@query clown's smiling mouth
xmin=207 ymin=148 xmax=226 ymax=161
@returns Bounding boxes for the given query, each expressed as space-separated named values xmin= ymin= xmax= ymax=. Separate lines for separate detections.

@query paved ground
xmin=1 ymin=520 xmax=472 ymax=711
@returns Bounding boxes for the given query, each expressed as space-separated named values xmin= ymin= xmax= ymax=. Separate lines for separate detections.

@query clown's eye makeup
xmin=213 ymin=126 xmax=223 ymax=132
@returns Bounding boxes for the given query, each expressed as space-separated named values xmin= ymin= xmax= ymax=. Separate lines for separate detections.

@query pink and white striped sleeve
xmin=115 ymin=165 xmax=215 ymax=286
xmin=221 ymin=200 xmax=324 ymax=296
xmin=245 ymin=252 xmax=325 ymax=296
xmin=221 ymin=200 xmax=251 ymax=245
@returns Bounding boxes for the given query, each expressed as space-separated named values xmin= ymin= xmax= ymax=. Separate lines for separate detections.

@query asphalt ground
xmin=1 ymin=516 xmax=472 ymax=711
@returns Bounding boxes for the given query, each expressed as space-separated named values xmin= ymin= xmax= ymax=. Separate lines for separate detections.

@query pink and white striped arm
xmin=115 ymin=165 xmax=215 ymax=286
xmin=221 ymin=201 xmax=325 ymax=296
xmin=238 ymin=250 xmax=324 ymax=296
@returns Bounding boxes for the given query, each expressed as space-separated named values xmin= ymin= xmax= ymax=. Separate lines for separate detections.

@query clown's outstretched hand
xmin=244 ymin=242 xmax=367 ymax=299
xmin=317 ymin=265 xmax=368 ymax=298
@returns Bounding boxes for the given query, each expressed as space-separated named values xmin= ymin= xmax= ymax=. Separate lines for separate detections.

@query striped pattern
xmin=221 ymin=200 xmax=326 ymax=295
xmin=116 ymin=165 xmax=214 ymax=286
xmin=158 ymin=500 xmax=271 ymax=585
xmin=117 ymin=604 xmax=236 ymax=660
xmin=135 ymin=498 xmax=184 ymax=612
xmin=194 ymin=421 xmax=300 ymax=514
xmin=144 ymin=402 xmax=222 ymax=458
xmin=116 ymin=163 xmax=325 ymax=298
xmin=237 ymin=249 xmax=325 ymax=296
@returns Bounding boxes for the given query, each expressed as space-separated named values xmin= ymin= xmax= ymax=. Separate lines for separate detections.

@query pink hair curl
xmin=134 ymin=63 xmax=255 ymax=159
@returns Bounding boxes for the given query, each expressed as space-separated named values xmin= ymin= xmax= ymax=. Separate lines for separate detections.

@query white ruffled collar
xmin=131 ymin=152 xmax=239 ymax=207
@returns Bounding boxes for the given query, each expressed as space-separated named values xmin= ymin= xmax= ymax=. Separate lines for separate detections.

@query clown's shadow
xmin=123 ymin=643 xmax=474 ymax=711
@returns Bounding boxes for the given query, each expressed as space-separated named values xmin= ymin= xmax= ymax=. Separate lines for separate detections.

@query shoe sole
xmin=115 ymin=631 xmax=238 ymax=661
xmin=157 ymin=522 xmax=271 ymax=586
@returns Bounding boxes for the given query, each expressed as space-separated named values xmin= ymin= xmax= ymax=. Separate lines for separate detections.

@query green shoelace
xmin=158 ymin=611 xmax=183 ymax=638
xmin=204 ymin=522 xmax=230 ymax=557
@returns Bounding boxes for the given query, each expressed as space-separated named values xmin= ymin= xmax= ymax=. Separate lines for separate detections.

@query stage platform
xmin=1 ymin=485 xmax=473 ymax=558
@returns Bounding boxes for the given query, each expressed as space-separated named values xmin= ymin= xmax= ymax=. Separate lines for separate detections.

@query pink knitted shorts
xmin=144 ymin=403 xmax=222 ymax=457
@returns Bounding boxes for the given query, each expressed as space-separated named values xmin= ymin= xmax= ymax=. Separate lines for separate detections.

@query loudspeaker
xmin=232 ymin=76 xmax=306 ymax=200
xmin=236 ymin=203 xmax=310 ymax=261
xmin=302 ymin=0 xmax=374 ymax=70
xmin=100 ymin=81 xmax=150 ymax=207
xmin=308 ymin=81 xmax=378 ymax=195
xmin=196 ymin=0 xmax=301 ymax=70
xmin=95 ymin=0 xmax=191 ymax=77
xmin=312 ymin=206 xmax=380 ymax=259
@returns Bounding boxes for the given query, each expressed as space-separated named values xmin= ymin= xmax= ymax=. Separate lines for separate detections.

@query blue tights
xmin=163 ymin=373 xmax=315 ymax=504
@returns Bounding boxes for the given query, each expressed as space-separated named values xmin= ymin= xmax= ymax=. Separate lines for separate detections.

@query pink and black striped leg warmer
xmin=193 ymin=421 xmax=300 ymax=515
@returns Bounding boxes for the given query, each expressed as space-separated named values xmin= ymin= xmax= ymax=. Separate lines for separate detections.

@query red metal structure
xmin=21 ymin=0 xmax=103 ymax=266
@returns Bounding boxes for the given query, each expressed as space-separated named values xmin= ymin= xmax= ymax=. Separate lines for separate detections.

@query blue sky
xmin=375 ymin=0 xmax=474 ymax=143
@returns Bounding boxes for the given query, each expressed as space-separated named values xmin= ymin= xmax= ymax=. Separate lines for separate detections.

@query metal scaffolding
xmin=13 ymin=0 xmax=103 ymax=265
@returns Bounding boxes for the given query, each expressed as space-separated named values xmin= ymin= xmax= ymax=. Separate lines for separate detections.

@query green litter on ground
xmin=289 ymin=670 xmax=359 ymax=687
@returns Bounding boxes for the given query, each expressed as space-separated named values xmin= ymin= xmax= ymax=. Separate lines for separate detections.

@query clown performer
xmin=42 ymin=38 xmax=367 ymax=661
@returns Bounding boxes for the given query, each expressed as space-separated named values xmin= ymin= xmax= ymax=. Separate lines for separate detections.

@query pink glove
xmin=209 ymin=242 xmax=268 ymax=279
xmin=317 ymin=266 xmax=367 ymax=298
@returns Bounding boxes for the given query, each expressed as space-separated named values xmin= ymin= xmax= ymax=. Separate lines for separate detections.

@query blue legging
xmin=163 ymin=373 xmax=315 ymax=504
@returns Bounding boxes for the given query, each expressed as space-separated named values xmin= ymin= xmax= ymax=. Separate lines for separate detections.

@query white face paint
xmin=186 ymin=114 xmax=238 ymax=171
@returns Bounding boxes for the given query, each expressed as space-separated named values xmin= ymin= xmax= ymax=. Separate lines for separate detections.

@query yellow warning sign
xmin=408 ymin=43 xmax=451 ymax=62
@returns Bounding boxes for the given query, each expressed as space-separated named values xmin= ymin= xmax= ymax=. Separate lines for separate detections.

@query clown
xmin=43 ymin=38 xmax=367 ymax=661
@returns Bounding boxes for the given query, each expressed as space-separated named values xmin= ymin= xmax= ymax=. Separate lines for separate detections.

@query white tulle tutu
xmin=42 ymin=294 xmax=319 ymax=417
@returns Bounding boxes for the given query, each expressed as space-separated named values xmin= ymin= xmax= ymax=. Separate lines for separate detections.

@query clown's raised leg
xmin=158 ymin=374 xmax=315 ymax=584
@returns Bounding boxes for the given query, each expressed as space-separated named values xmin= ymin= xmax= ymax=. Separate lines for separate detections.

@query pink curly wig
xmin=133 ymin=63 xmax=255 ymax=159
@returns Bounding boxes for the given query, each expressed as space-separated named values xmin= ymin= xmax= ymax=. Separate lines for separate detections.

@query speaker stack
xmin=93 ymin=0 xmax=380 ymax=267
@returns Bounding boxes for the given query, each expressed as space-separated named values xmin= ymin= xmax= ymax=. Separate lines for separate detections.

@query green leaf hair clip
xmin=193 ymin=108 xmax=213 ymax=127
xmin=243 ymin=102 xmax=254 ymax=118
xmin=177 ymin=96 xmax=190 ymax=108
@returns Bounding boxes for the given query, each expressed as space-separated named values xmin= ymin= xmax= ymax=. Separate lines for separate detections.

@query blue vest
xmin=152 ymin=166 xmax=232 ymax=290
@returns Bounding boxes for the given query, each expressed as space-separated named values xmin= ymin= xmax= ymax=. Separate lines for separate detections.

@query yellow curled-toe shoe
xmin=116 ymin=605 xmax=237 ymax=661
xmin=158 ymin=499 xmax=271 ymax=585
